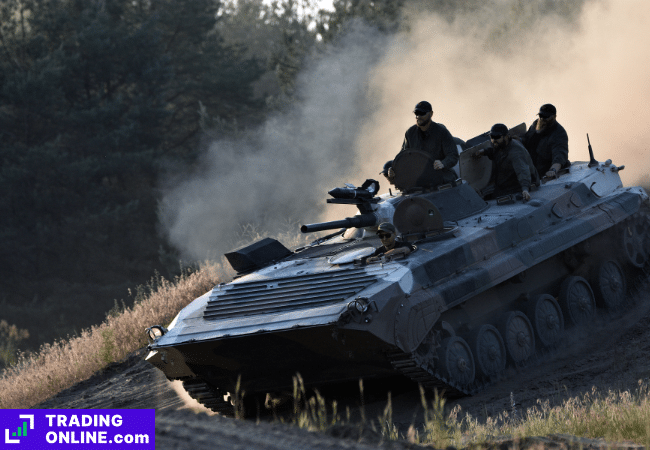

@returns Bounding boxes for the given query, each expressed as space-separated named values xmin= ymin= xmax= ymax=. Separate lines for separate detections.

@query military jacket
xmin=484 ymin=139 xmax=539 ymax=196
xmin=522 ymin=120 xmax=569 ymax=174
xmin=401 ymin=122 xmax=459 ymax=184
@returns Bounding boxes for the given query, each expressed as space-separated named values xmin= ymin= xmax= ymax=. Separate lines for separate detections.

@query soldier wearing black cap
xmin=379 ymin=160 xmax=395 ymax=186
xmin=387 ymin=101 xmax=459 ymax=186
xmin=473 ymin=123 xmax=539 ymax=201
xmin=366 ymin=222 xmax=414 ymax=263
xmin=521 ymin=104 xmax=569 ymax=178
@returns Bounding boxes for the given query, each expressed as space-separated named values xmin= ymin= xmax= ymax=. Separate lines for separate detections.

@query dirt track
xmin=37 ymin=280 xmax=650 ymax=449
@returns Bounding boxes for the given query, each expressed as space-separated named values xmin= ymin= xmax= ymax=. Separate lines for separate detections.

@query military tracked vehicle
xmin=145 ymin=125 xmax=650 ymax=415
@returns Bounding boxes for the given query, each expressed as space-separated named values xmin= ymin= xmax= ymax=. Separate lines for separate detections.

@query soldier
xmin=521 ymin=104 xmax=569 ymax=178
xmin=366 ymin=223 xmax=414 ymax=263
xmin=473 ymin=123 xmax=539 ymax=201
xmin=387 ymin=101 xmax=459 ymax=186
xmin=380 ymin=160 xmax=395 ymax=186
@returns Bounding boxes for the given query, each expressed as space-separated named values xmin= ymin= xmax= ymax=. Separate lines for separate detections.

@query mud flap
xmin=394 ymin=288 xmax=444 ymax=353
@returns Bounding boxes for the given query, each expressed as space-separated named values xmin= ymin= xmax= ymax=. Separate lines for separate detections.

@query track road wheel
xmin=591 ymin=260 xmax=627 ymax=310
xmin=528 ymin=294 xmax=564 ymax=348
xmin=621 ymin=218 xmax=648 ymax=268
xmin=469 ymin=324 xmax=506 ymax=379
xmin=559 ymin=276 xmax=596 ymax=326
xmin=499 ymin=311 xmax=535 ymax=365
xmin=438 ymin=336 xmax=476 ymax=387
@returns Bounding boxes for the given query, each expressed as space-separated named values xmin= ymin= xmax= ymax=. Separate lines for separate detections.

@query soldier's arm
xmin=401 ymin=132 xmax=410 ymax=153
xmin=439 ymin=128 xmax=459 ymax=169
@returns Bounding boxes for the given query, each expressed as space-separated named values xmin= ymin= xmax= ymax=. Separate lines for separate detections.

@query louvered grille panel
xmin=204 ymin=267 xmax=387 ymax=320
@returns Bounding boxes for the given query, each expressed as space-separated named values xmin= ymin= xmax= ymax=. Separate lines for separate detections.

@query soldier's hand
xmin=545 ymin=164 xmax=561 ymax=178
xmin=472 ymin=150 xmax=483 ymax=160
xmin=366 ymin=256 xmax=379 ymax=264
xmin=522 ymin=190 xmax=531 ymax=201
xmin=387 ymin=167 xmax=395 ymax=180
xmin=433 ymin=160 xmax=444 ymax=170
xmin=385 ymin=247 xmax=409 ymax=260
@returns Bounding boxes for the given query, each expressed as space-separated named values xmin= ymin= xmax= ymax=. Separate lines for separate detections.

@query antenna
xmin=587 ymin=134 xmax=599 ymax=167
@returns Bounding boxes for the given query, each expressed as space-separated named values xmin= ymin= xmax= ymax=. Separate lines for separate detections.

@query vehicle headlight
xmin=145 ymin=325 xmax=168 ymax=343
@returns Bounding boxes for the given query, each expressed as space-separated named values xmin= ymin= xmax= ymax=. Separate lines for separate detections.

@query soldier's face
xmin=537 ymin=114 xmax=556 ymax=129
xmin=490 ymin=134 xmax=507 ymax=150
xmin=415 ymin=111 xmax=432 ymax=127
xmin=378 ymin=232 xmax=396 ymax=250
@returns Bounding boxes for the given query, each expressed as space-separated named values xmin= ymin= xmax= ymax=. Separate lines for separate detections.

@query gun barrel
xmin=300 ymin=213 xmax=377 ymax=233
xmin=328 ymin=187 xmax=373 ymax=199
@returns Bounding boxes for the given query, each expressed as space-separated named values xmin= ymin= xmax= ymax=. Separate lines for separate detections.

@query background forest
xmin=0 ymin=0 xmax=588 ymax=368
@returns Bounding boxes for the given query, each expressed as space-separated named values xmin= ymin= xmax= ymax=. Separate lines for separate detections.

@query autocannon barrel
xmin=300 ymin=213 xmax=377 ymax=233
xmin=328 ymin=187 xmax=374 ymax=199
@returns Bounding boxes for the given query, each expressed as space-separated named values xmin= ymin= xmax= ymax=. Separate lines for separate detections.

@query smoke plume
xmin=161 ymin=0 xmax=650 ymax=262
xmin=160 ymin=22 xmax=388 ymax=261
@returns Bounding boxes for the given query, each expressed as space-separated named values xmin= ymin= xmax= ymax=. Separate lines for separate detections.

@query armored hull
xmin=146 ymin=139 xmax=650 ymax=415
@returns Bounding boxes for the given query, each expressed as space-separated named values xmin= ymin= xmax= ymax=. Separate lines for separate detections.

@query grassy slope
xmin=0 ymin=263 xmax=227 ymax=410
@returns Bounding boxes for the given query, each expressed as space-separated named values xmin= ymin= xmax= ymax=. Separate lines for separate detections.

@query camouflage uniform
xmin=522 ymin=120 xmax=569 ymax=175
xmin=401 ymin=122 xmax=459 ymax=184
xmin=484 ymin=139 xmax=539 ymax=197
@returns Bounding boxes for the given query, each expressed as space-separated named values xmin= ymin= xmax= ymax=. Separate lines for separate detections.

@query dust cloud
xmin=161 ymin=0 xmax=650 ymax=262
xmin=160 ymin=22 xmax=388 ymax=261
xmin=359 ymin=0 xmax=650 ymax=189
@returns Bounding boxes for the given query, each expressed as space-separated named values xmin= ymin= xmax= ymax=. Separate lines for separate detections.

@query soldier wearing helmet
xmin=366 ymin=223 xmax=414 ymax=263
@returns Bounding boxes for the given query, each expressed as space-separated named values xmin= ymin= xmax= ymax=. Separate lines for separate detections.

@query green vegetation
xmin=0 ymin=320 xmax=29 ymax=368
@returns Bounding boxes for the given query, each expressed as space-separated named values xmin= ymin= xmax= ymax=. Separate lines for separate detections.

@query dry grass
xmin=0 ymin=262 xmax=228 ymax=409
xmin=451 ymin=384 xmax=650 ymax=448
xmin=281 ymin=383 xmax=650 ymax=448
xmin=0 ymin=225 xmax=312 ymax=410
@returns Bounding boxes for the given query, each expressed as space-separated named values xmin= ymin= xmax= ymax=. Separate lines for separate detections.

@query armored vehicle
xmin=145 ymin=125 xmax=650 ymax=414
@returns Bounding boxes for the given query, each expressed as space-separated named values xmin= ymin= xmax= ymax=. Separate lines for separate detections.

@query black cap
xmin=379 ymin=160 xmax=393 ymax=175
xmin=413 ymin=101 xmax=432 ymax=114
xmin=377 ymin=222 xmax=397 ymax=235
xmin=538 ymin=104 xmax=556 ymax=118
xmin=490 ymin=123 xmax=509 ymax=137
